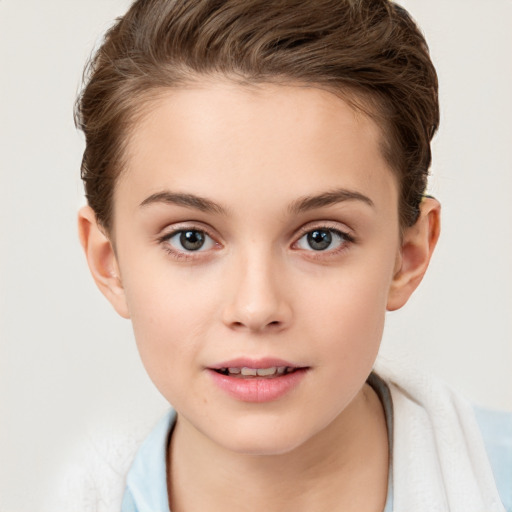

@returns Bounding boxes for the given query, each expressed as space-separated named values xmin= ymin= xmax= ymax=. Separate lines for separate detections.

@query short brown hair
xmin=75 ymin=0 xmax=439 ymax=232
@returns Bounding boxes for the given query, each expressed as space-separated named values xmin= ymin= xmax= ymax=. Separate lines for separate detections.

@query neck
xmin=168 ymin=383 xmax=389 ymax=512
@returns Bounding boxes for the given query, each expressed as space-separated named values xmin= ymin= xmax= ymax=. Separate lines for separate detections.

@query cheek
xmin=298 ymin=249 xmax=396 ymax=362
xmin=308 ymin=278 xmax=386 ymax=360
xmin=293 ymin=273 xmax=390 ymax=424
xmin=120 ymin=261 xmax=220 ymax=394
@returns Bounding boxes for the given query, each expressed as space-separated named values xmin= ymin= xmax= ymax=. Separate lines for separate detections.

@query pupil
xmin=180 ymin=230 xmax=205 ymax=251
xmin=307 ymin=230 xmax=332 ymax=251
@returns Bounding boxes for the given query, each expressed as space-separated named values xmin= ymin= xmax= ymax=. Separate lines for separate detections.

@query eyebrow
xmin=139 ymin=187 xmax=373 ymax=215
xmin=139 ymin=191 xmax=227 ymax=214
xmin=288 ymin=188 xmax=374 ymax=214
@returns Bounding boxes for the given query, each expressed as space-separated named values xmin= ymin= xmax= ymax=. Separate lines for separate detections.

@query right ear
xmin=78 ymin=206 xmax=130 ymax=319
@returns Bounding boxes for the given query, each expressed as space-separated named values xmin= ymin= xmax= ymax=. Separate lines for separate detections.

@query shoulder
xmin=45 ymin=426 xmax=147 ymax=512
xmin=373 ymin=358 xmax=511 ymax=511
xmin=46 ymin=410 xmax=176 ymax=512
xmin=473 ymin=406 xmax=512 ymax=512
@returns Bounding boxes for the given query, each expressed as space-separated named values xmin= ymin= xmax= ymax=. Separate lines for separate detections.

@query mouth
xmin=212 ymin=366 xmax=300 ymax=378
xmin=207 ymin=358 xmax=308 ymax=402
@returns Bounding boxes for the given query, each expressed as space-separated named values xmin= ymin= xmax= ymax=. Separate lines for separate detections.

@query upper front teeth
xmin=228 ymin=366 xmax=290 ymax=376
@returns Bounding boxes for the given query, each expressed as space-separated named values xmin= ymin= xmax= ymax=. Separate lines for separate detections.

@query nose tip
xmin=222 ymin=260 xmax=292 ymax=333
xmin=227 ymin=306 xmax=288 ymax=333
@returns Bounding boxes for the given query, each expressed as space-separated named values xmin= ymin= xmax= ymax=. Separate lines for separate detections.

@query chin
xmin=209 ymin=417 xmax=317 ymax=457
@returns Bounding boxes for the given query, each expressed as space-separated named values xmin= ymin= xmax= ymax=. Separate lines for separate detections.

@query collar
xmin=122 ymin=410 xmax=175 ymax=512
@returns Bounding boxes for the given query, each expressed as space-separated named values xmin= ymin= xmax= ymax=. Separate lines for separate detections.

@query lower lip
xmin=207 ymin=369 xmax=308 ymax=403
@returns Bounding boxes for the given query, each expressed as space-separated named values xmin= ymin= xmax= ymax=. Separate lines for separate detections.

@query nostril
xmin=229 ymin=319 xmax=282 ymax=331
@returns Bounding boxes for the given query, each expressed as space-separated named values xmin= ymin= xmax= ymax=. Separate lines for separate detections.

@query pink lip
xmin=207 ymin=357 xmax=309 ymax=403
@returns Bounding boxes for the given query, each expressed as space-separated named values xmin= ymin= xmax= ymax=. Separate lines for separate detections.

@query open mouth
xmin=213 ymin=366 xmax=301 ymax=378
xmin=208 ymin=362 xmax=309 ymax=401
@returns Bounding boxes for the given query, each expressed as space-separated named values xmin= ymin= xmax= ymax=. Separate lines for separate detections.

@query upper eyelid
xmin=294 ymin=221 xmax=354 ymax=239
xmin=156 ymin=221 xmax=354 ymax=245
xmin=157 ymin=228 xmax=218 ymax=255
xmin=291 ymin=223 xmax=356 ymax=253
xmin=158 ymin=222 xmax=218 ymax=241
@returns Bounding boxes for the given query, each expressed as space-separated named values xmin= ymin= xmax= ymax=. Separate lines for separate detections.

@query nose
xmin=222 ymin=251 xmax=292 ymax=333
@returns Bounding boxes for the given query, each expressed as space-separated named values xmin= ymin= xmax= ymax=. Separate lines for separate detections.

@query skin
xmin=79 ymin=81 xmax=440 ymax=512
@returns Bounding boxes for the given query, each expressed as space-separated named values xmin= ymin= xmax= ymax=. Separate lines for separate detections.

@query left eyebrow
xmin=288 ymin=188 xmax=374 ymax=214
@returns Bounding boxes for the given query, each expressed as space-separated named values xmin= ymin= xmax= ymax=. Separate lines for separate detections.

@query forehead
xmin=116 ymin=81 xmax=398 ymax=219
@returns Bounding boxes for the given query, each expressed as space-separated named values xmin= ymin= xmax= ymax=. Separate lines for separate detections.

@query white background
xmin=1 ymin=1 xmax=511 ymax=510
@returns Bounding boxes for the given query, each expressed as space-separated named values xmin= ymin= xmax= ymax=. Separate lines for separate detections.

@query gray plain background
xmin=1 ymin=0 xmax=511 ymax=510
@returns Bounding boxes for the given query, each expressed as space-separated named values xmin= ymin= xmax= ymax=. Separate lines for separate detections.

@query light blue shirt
xmin=121 ymin=377 xmax=512 ymax=512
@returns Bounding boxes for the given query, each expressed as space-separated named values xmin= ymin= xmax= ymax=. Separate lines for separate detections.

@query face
xmin=108 ymin=81 xmax=402 ymax=455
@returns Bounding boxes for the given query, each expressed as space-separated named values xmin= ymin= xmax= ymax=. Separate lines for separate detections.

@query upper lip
xmin=208 ymin=357 xmax=305 ymax=370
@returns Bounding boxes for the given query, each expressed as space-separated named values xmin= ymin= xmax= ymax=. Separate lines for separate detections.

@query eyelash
xmin=157 ymin=223 xmax=355 ymax=261
xmin=293 ymin=224 xmax=355 ymax=258
xmin=157 ymin=225 xmax=219 ymax=261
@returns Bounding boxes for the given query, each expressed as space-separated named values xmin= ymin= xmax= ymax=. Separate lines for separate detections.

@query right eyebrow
xmin=139 ymin=191 xmax=227 ymax=215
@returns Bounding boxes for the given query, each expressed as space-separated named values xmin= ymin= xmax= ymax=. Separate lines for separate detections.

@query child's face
xmin=107 ymin=81 xmax=403 ymax=454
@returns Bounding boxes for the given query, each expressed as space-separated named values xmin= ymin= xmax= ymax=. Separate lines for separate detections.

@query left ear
xmin=387 ymin=196 xmax=441 ymax=311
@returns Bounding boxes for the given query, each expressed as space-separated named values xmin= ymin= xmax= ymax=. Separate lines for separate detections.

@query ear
xmin=387 ymin=197 xmax=441 ymax=311
xmin=78 ymin=206 xmax=130 ymax=319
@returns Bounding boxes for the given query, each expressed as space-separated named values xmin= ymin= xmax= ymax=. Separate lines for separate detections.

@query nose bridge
xmin=223 ymin=243 xmax=291 ymax=332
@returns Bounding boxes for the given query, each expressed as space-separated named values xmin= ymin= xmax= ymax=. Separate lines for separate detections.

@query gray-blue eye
xmin=296 ymin=228 xmax=347 ymax=251
xmin=167 ymin=229 xmax=215 ymax=252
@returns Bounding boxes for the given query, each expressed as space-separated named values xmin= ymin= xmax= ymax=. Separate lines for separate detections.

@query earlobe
xmin=387 ymin=197 xmax=441 ymax=311
xmin=78 ymin=206 xmax=130 ymax=319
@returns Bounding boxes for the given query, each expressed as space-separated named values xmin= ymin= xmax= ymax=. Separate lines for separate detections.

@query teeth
xmin=256 ymin=367 xmax=277 ymax=376
xmin=222 ymin=366 xmax=295 ymax=377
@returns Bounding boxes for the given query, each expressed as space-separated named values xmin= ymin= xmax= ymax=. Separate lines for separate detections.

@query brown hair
xmin=75 ymin=0 xmax=439 ymax=232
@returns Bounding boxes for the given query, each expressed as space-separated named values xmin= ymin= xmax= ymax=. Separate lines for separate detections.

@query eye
xmin=165 ymin=229 xmax=216 ymax=252
xmin=295 ymin=228 xmax=350 ymax=252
